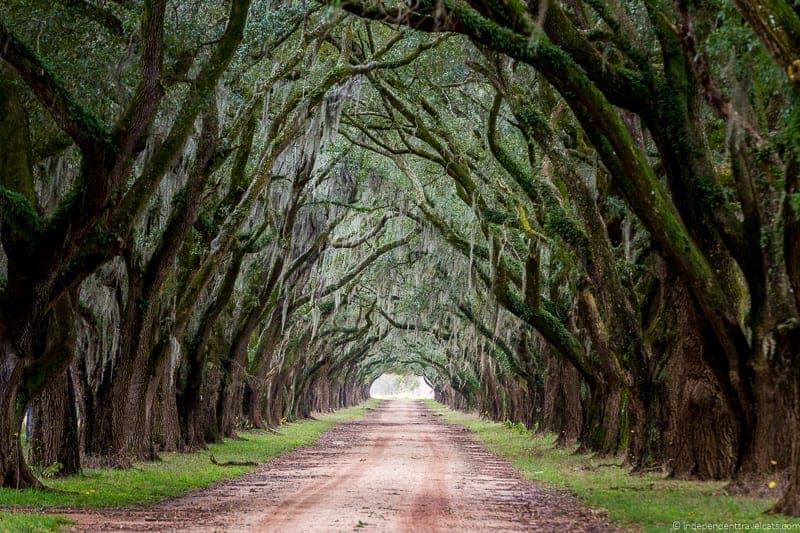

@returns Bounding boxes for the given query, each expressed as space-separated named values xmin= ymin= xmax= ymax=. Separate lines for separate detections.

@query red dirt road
xmin=63 ymin=400 xmax=613 ymax=531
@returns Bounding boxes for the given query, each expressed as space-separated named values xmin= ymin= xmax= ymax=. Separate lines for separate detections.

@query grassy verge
xmin=0 ymin=512 xmax=69 ymax=533
xmin=424 ymin=400 xmax=800 ymax=532
xmin=0 ymin=401 xmax=379 ymax=532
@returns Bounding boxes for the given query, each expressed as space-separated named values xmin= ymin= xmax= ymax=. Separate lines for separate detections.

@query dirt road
xmin=64 ymin=400 xmax=612 ymax=531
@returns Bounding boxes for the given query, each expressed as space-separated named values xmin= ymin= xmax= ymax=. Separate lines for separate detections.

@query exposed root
xmin=768 ymin=490 xmax=800 ymax=517
xmin=726 ymin=471 xmax=788 ymax=498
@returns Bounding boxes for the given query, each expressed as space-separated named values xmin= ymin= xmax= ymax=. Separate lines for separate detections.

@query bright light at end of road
xmin=369 ymin=373 xmax=434 ymax=399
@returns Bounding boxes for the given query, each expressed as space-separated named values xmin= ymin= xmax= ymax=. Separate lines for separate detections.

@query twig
xmin=209 ymin=454 xmax=258 ymax=467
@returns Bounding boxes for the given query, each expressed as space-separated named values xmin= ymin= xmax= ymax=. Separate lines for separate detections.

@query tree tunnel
xmin=1 ymin=0 xmax=799 ymax=517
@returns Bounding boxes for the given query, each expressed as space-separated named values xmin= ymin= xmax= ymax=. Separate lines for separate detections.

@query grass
xmin=0 ymin=512 xmax=69 ymax=533
xmin=424 ymin=400 xmax=800 ymax=532
xmin=0 ymin=401 xmax=379 ymax=532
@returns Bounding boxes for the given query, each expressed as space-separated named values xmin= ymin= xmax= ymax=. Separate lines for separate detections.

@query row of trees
xmin=1 ymin=0 xmax=799 ymax=518
xmin=327 ymin=0 xmax=800 ymax=515
xmin=0 ymin=0 xmax=433 ymax=487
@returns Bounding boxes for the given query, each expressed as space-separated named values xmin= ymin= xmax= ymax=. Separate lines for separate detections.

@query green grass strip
xmin=0 ymin=400 xmax=379 ymax=532
xmin=424 ymin=400 xmax=800 ymax=532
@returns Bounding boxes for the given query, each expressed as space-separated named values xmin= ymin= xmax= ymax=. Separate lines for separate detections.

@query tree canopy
xmin=1 ymin=0 xmax=799 ymax=516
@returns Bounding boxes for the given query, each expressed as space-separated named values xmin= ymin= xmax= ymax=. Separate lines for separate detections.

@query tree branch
xmin=0 ymin=22 xmax=112 ymax=159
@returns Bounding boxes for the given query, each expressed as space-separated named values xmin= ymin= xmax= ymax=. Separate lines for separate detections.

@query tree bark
xmin=0 ymin=336 xmax=40 ymax=488
xmin=29 ymin=368 xmax=80 ymax=476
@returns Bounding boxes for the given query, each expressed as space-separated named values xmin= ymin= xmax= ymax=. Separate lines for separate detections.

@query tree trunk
xmin=543 ymin=352 xmax=582 ymax=446
xmin=217 ymin=321 xmax=260 ymax=436
xmin=771 ymin=368 xmax=800 ymax=515
xmin=1 ymin=289 xmax=78 ymax=487
xmin=152 ymin=363 xmax=181 ymax=453
xmin=29 ymin=368 xmax=80 ymax=476
xmin=244 ymin=384 xmax=266 ymax=429
xmin=736 ymin=367 xmax=793 ymax=476
xmin=772 ymin=126 xmax=800 ymax=515
xmin=72 ymin=354 xmax=93 ymax=458
xmin=88 ymin=269 xmax=145 ymax=463
xmin=761 ymin=323 xmax=800 ymax=513
xmin=217 ymin=368 xmax=245 ymax=437
xmin=640 ymin=261 xmax=740 ymax=479
xmin=202 ymin=364 xmax=223 ymax=444
xmin=579 ymin=381 xmax=624 ymax=456
xmin=178 ymin=354 xmax=208 ymax=449
xmin=0 ymin=339 xmax=40 ymax=488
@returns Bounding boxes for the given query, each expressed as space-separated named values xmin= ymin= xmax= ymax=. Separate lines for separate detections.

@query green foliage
xmin=502 ymin=419 xmax=527 ymax=434
xmin=31 ymin=462 xmax=62 ymax=479
xmin=0 ymin=186 xmax=42 ymax=239
xmin=790 ymin=192 xmax=800 ymax=216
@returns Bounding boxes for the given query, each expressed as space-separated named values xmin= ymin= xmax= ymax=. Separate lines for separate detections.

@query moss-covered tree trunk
xmin=639 ymin=260 xmax=739 ymax=478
